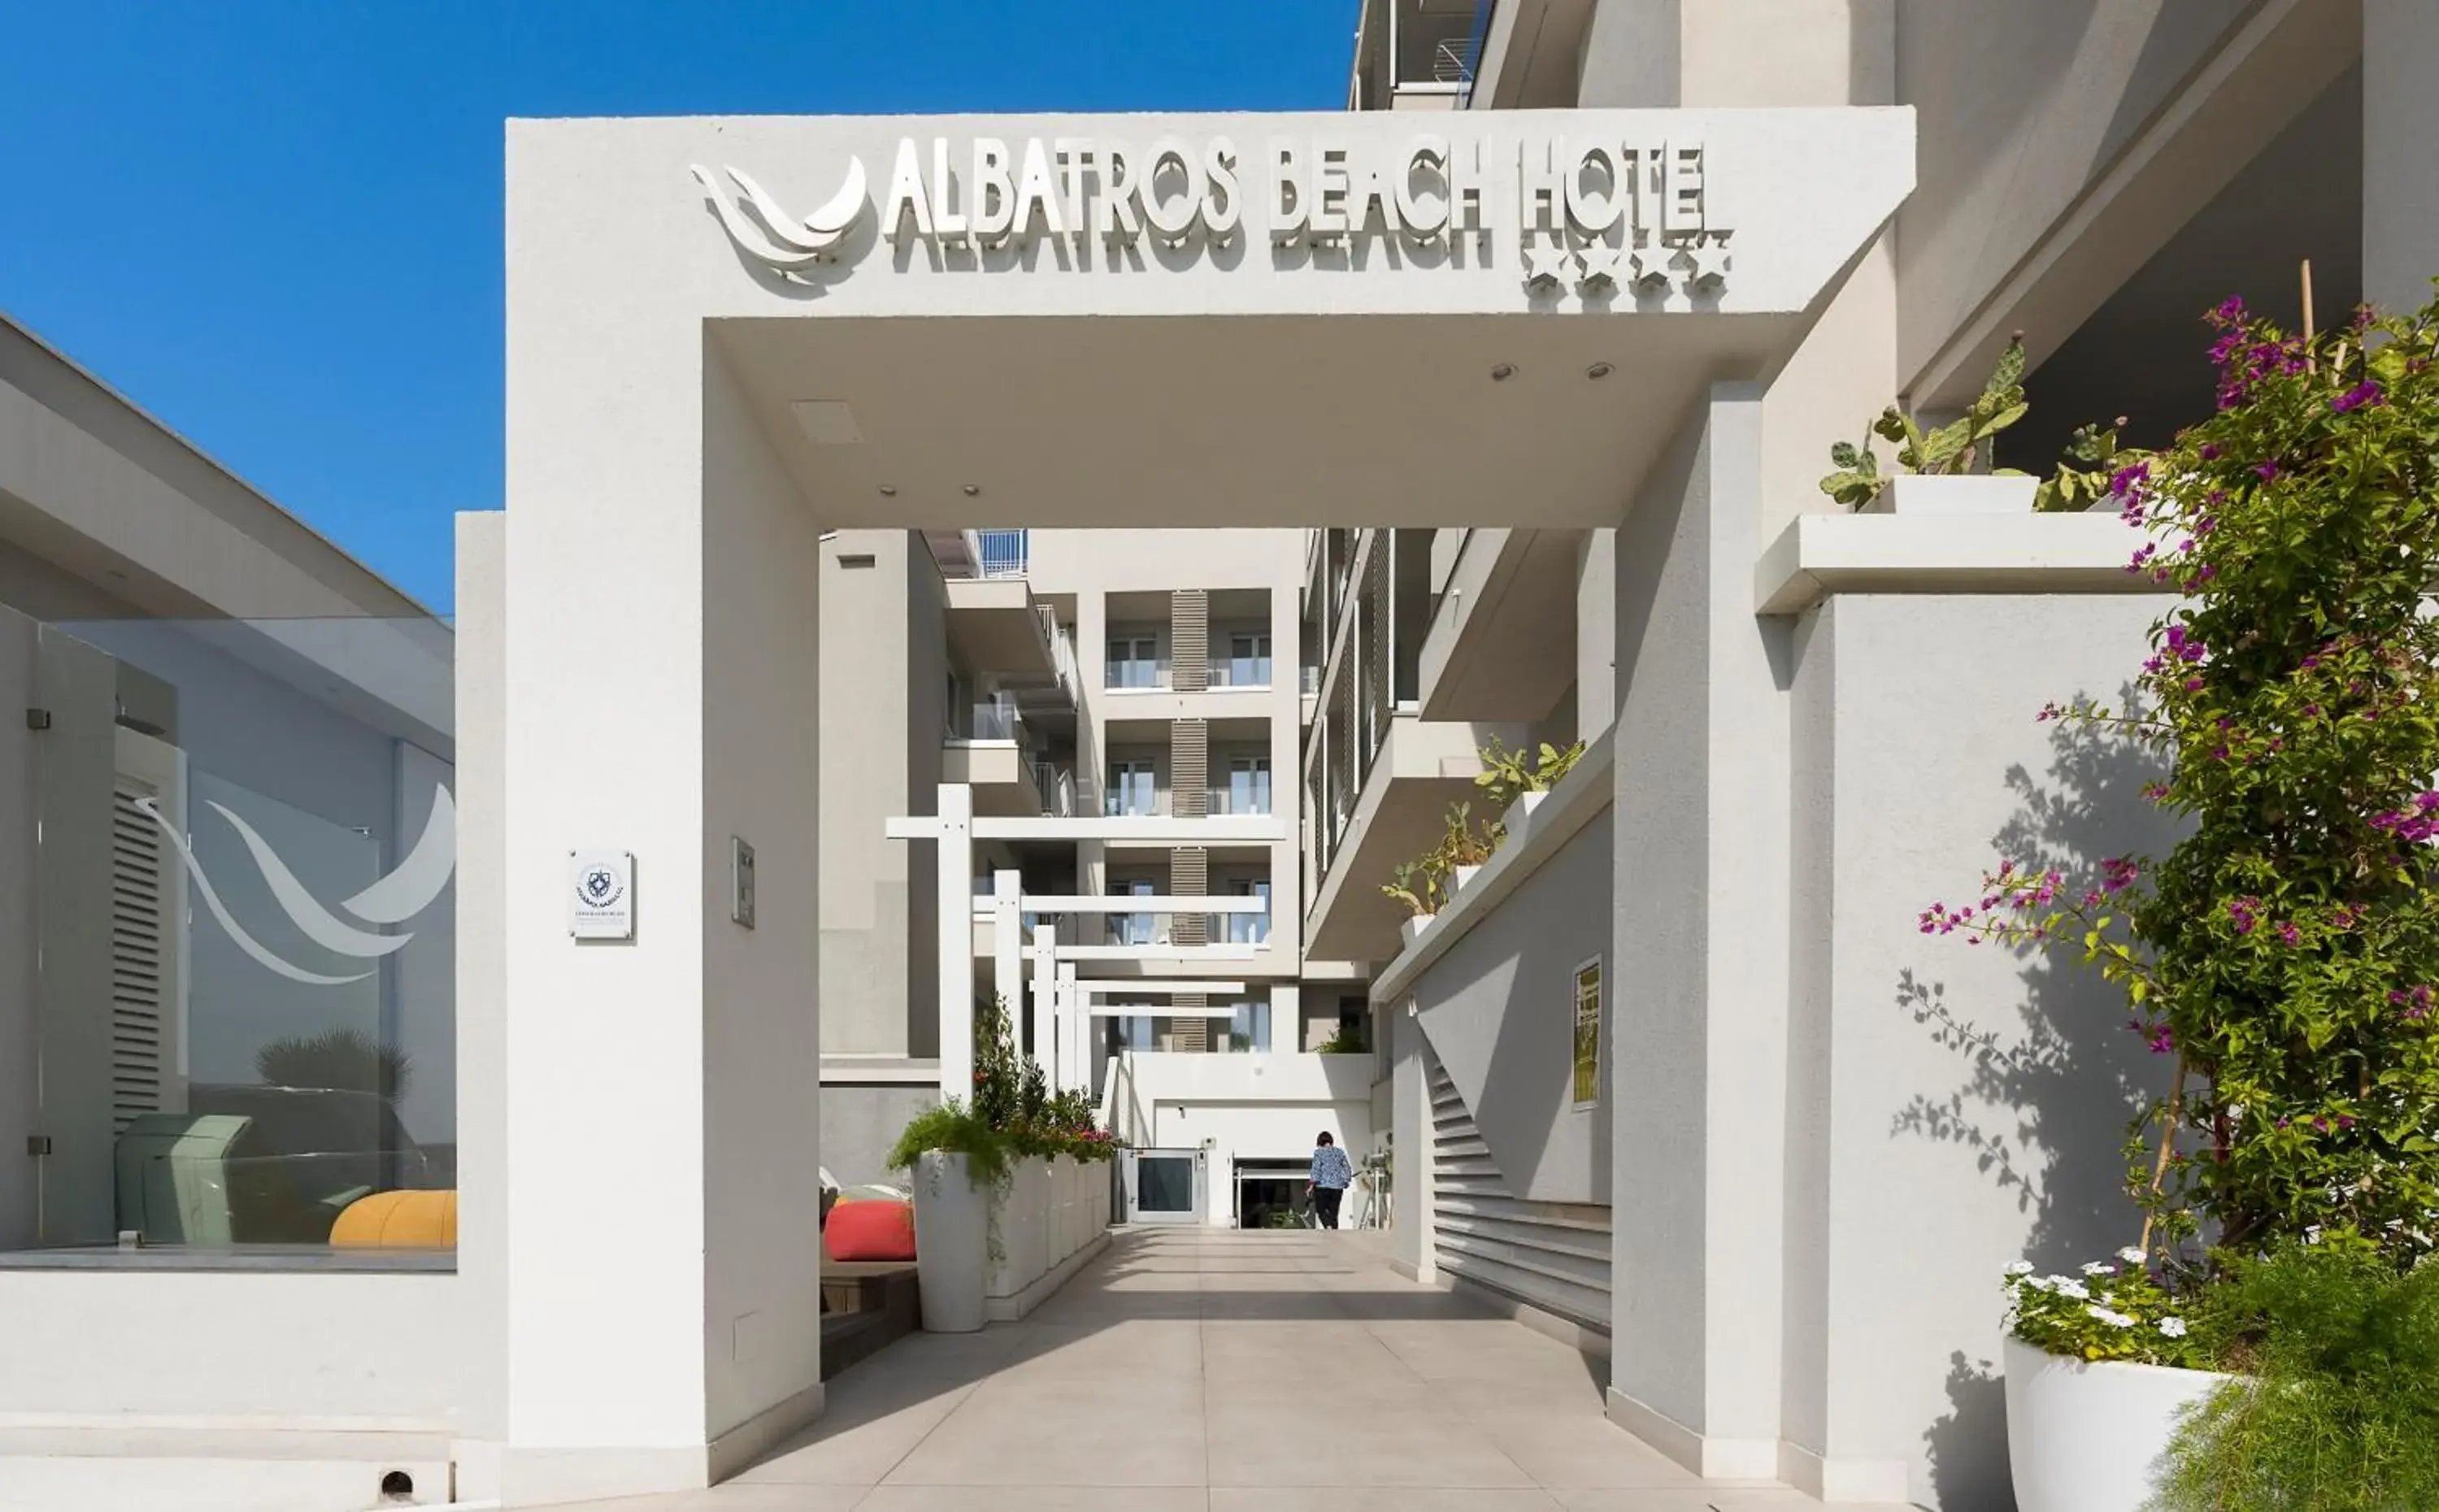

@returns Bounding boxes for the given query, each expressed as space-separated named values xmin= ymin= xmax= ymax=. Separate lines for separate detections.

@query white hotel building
xmin=0 ymin=1 xmax=2429 ymax=1507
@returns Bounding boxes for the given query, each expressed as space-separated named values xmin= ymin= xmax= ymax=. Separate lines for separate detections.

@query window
xmin=1228 ymin=998 xmax=1272 ymax=1053
xmin=1226 ymin=878 xmax=1270 ymax=945
xmin=1225 ymin=632 xmax=1272 ymax=688
xmin=1226 ymin=756 xmax=1271 ymax=816
xmin=1106 ymin=635 xmax=1159 ymax=689
xmin=1105 ymin=760 xmax=1157 ymax=817
xmin=1110 ymin=878 xmax=1154 ymax=946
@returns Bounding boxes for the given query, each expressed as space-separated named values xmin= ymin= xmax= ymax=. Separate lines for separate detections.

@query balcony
xmin=1418 ymin=528 xmax=1588 ymax=720
xmin=1349 ymin=0 xmax=1493 ymax=112
xmin=1302 ymin=713 xmax=1528 ymax=963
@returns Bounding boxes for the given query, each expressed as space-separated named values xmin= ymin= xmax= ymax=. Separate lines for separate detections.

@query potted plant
xmin=1441 ymin=802 xmax=1497 ymax=894
xmin=1474 ymin=735 xmax=1587 ymax=844
xmin=1922 ymin=292 xmax=2439 ymax=1510
xmin=1819 ymin=333 xmax=2036 ymax=514
xmin=885 ymin=1097 xmax=1007 ymax=1333
xmin=1382 ymin=858 xmax=1443 ymax=945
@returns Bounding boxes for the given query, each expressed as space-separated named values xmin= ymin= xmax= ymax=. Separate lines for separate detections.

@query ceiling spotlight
xmin=1490 ymin=363 xmax=1517 ymax=382
xmin=877 ymin=484 xmax=898 ymax=497
xmin=963 ymin=484 xmax=982 ymax=497
xmin=1587 ymin=362 xmax=1614 ymax=380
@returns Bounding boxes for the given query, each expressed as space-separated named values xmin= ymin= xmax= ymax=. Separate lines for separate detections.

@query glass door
xmin=1124 ymin=1146 xmax=1204 ymax=1225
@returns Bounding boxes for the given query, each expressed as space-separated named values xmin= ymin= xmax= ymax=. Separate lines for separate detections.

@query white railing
xmin=976 ymin=529 xmax=1028 ymax=580
xmin=970 ymin=693 xmax=1022 ymax=742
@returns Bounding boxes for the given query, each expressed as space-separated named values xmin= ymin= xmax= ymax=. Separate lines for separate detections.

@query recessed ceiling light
xmin=1587 ymin=362 xmax=1614 ymax=380
xmin=1490 ymin=363 xmax=1517 ymax=382
xmin=963 ymin=484 xmax=982 ymax=497
xmin=878 ymin=484 xmax=898 ymax=497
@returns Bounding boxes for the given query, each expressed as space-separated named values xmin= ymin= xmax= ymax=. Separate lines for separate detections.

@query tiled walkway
xmin=550 ymin=1228 xmax=1890 ymax=1511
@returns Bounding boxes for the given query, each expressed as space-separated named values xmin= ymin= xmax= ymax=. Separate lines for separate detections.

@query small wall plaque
xmin=731 ymin=836 xmax=756 ymax=929
xmin=570 ymin=849 xmax=636 ymax=941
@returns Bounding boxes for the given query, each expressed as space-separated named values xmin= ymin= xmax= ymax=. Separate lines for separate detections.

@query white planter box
xmin=988 ymin=1158 xmax=1053 ymax=1300
xmin=1503 ymin=790 xmax=1549 ymax=847
xmin=1868 ymin=474 xmax=2037 ymax=515
xmin=1453 ymin=864 xmax=1483 ymax=893
xmin=2004 ymin=1336 xmax=2231 ymax=1512
xmin=912 ymin=1151 xmax=989 ymax=1333
xmin=1400 ymin=914 xmax=1434 ymax=947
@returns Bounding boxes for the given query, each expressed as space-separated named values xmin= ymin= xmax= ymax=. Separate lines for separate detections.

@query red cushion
xmin=824 ymin=1200 xmax=916 ymax=1262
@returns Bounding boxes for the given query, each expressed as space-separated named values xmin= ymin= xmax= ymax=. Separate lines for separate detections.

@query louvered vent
xmin=1426 ymin=1042 xmax=1612 ymax=1336
xmin=109 ymin=781 xmax=172 ymax=1129
xmin=1170 ymin=590 xmax=1209 ymax=692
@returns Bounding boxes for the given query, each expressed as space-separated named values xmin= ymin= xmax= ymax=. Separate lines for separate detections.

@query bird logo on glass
xmin=131 ymin=787 xmax=456 ymax=987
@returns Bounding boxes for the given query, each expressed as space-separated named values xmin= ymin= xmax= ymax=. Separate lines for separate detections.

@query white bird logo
xmin=691 ymin=159 xmax=868 ymax=272
xmin=135 ymin=787 xmax=458 ymax=987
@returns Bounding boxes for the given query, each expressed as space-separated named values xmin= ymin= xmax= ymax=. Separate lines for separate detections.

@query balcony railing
xmin=964 ymin=693 xmax=1024 ymax=742
xmin=976 ymin=529 xmax=1028 ymax=580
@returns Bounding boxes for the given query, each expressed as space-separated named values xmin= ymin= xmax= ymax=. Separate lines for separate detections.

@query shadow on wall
xmin=1891 ymin=684 xmax=2180 ymax=1509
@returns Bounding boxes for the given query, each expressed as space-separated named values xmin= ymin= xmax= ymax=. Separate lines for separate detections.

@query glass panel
xmin=1231 ymin=1000 xmax=1271 ymax=1053
xmin=1136 ymin=1155 xmax=1195 ymax=1214
xmin=1228 ymin=633 xmax=1272 ymax=688
xmin=1228 ymin=880 xmax=1272 ymax=945
xmin=21 ymin=614 xmax=455 ymax=1261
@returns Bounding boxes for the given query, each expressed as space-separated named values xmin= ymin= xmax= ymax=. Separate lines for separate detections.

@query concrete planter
xmin=1452 ymin=863 xmax=1483 ymax=893
xmin=1502 ymin=789 xmax=1550 ymax=846
xmin=1399 ymin=914 xmax=1434 ymax=947
xmin=979 ymin=1154 xmax=1115 ymax=1322
xmin=912 ymin=1151 xmax=989 ymax=1333
xmin=1868 ymin=474 xmax=2037 ymax=515
xmin=2004 ymin=1336 xmax=2230 ymax=1512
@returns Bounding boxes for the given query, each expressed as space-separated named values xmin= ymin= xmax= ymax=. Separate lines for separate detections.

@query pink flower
xmin=2332 ymin=380 xmax=2385 ymax=413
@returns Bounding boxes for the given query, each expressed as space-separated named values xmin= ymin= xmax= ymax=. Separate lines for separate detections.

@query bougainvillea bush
xmin=1924 ymin=291 xmax=2439 ymax=1271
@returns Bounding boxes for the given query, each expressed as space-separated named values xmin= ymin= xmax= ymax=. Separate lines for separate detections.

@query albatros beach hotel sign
xmin=693 ymin=130 xmax=1733 ymax=299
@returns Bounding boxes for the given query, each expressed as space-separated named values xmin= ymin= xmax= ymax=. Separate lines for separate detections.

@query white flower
xmin=2021 ymin=1275 xmax=2056 ymax=1293
xmin=2082 ymin=1262 xmax=2118 ymax=1277
xmin=2086 ymin=1306 xmax=2137 ymax=1328
xmin=2159 ymin=1318 xmax=2189 ymax=1339
xmin=2118 ymin=1246 xmax=2147 ymax=1266
xmin=2056 ymin=1280 xmax=2091 ymax=1301
xmin=2007 ymin=1261 xmax=2036 ymax=1275
xmin=2306 ymin=1225 xmax=2324 ymax=1245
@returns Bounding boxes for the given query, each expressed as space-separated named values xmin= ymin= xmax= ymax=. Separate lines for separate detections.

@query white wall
xmin=1783 ymin=591 xmax=2179 ymax=1507
xmin=698 ymin=348 xmax=827 ymax=1449
xmin=1407 ymin=810 xmax=1612 ymax=1206
xmin=1606 ymin=387 xmax=1789 ymax=1478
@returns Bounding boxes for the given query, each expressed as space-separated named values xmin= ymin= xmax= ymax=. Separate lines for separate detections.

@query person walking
xmin=1308 ymin=1131 xmax=1354 ymax=1230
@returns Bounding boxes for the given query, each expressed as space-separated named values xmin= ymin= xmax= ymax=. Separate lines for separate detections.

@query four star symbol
xmin=1520 ymin=234 xmax=1733 ymax=297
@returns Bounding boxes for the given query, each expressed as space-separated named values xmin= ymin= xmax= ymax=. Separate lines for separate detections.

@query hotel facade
xmin=0 ymin=2 xmax=2430 ymax=1507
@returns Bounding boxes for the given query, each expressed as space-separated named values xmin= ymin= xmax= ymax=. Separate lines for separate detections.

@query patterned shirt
xmin=1311 ymin=1145 xmax=1354 ymax=1190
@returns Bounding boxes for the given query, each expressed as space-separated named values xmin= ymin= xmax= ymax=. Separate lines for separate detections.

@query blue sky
xmin=0 ymin=3 xmax=1356 ymax=613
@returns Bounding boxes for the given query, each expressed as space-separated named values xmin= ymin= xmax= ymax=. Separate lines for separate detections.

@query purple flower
xmin=2108 ymin=462 xmax=2151 ymax=498
xmin=2333 ymin=380 xmax=2385 ymax=414
xmin=2199 ymin=443 xmax=2222 ymax=461
xmin=2229 ymin=897 xmax=2261 ymax=935
xmin=2214 ymin=295 xmax=2246 ymax=324
xmin=2276 ymin=922 xmax=2300 ymax=947
xmin=2254 ymin=461 xmax=2280 ymax=482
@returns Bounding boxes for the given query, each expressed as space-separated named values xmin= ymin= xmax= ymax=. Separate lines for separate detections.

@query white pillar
xmin=1058 ymin=962 xmax=1083 ymax=1096
xmin=991 ymin=868 xmax=1021 ymax=1041
xmin=1028 ymin=923 xmax=1057 ymax=1079
xmin=936 ymin=784 xmax=974 ymax=1101
xmin=2367 ymin=1 xmax=2439 ymax=318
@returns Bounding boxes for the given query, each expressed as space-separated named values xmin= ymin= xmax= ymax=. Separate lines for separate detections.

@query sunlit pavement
xmin=538 ymin=1227 xmax=1900 ymax=1511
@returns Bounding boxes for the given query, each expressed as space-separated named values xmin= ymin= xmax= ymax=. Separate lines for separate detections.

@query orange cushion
xmin=824 ymin=1199 xmax=915 ymax=1262
xmin=331 ymin=1189 xmax=458 ymax=1249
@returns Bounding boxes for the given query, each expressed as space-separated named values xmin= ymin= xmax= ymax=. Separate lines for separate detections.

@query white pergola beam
xmin=1075 ymin=980 xmax=1248 ymax=996
xmin=1085 ymin=1005 xmax=1237 ymax=1019
xmin=969 ymin=816 xmax=1285 ymax=842
xmin=1056 ymin=944 xmax=1257 ymax=962
xmin=1006 ymin=895 xmax=1271 ymax=914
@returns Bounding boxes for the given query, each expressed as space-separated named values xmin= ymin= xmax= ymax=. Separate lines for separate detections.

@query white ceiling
xmin=712 ymin=311 xmax=1807 ymax=531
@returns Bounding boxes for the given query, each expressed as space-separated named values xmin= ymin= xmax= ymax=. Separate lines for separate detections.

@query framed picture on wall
xmin=1571 ymin=956 xmax=1602 ymax=1110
